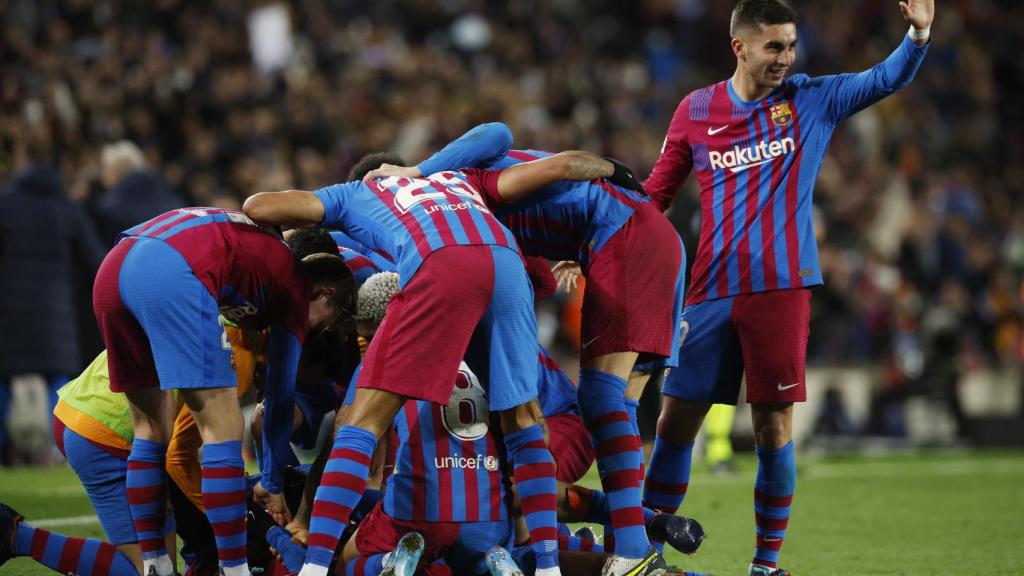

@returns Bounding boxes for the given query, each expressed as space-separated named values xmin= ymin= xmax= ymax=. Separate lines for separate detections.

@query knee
xmin=752 ymin=404 xmax=793 ymax=449
xmin=498 ymin=400 xmax=544 ymax=433
xmin=655 ymin=399 xmax=710 ymax=445
xmin=754 ymin=424 xmax=791 ymax=450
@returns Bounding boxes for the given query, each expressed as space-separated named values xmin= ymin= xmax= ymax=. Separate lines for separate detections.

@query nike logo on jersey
xmin=707 ymin=125 xmax=729 ymax=135
xmin=777 ymin=382 xmax=800 ymax=391
xmin=581 ymin=336 xmax=600 ymax=349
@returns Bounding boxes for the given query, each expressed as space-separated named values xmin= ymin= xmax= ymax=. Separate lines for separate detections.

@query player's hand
xmin=253 ymin=481 xmax=293 ymax=526
xmin=552 ymin=260 xmax=582 ymax=293
xmin=605 ymin=157 xmax=645 ymax=193
xmin=362 ymin=164 xmax=421 ymax=182
xmin=285 ymin=518 xmax=309 ymax=547
xmin=899 ymin=0 xmax=934 ymax=31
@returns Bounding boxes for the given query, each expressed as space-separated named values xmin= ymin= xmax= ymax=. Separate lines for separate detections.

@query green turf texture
xmin=1 ymin=452 xmax=1022 ymax=575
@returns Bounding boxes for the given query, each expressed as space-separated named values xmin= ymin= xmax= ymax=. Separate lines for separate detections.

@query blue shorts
xmin=448 ymin=519 xmax=516 ymax=575
xmin=100 ymin=236 xmax=234 ymax=391
xmin=662 ymin=289 xmax=811 ymax=405
xmin=61 ymin=426 xmax=137 ymax=545
xmin=465 ymin=245 xmax=539 ymax=412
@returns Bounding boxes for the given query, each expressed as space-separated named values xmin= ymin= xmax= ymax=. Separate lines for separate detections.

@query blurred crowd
xmin=1 ymin=0 xmax=1023 ymax=456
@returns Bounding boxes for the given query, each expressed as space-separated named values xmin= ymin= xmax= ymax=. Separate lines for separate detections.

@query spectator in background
xmin=0 ymin=146 xmax=106 ymax=465
xmin=93 ymin=140 xmax=185 ymax=246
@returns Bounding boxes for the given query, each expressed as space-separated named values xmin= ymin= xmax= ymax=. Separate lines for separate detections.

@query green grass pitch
xmin=1 ymin=452 xmax=1022 ymax=575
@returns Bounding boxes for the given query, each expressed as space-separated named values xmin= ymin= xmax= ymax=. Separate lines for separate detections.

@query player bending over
xmin=93 ymin=207 xmax=354 ymax=576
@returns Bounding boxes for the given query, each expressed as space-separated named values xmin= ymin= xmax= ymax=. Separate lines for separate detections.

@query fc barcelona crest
xmin=770 ymin=102 xmax=793 ymax=126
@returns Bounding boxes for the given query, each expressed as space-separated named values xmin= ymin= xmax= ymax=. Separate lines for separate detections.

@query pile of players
xmin=0 ymin=1 xmax=933 ymax=575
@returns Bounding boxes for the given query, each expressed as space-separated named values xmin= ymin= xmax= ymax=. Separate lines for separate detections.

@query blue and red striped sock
xmin=303 ymin=425 xmax=376 ymax=576
xmin=13 ymin=522 xmax=138 ymax=576
xmin=577 ymin=369 xmax=648 ymax=559
xmin=201 ymin=440 xmax=249 ymax=576
xmin=345 ymin=553 xmax=385 ymax=576
xmin=624 ymin=397 xmax=644 ymax=483
xmin=752 ymin=440 xmax=796 ymax=568
xmin=557 ymin=534 xmax=605 ymax=552
xmin=126 ymin=437 xmax=172 ymax=575
xmin=504 ymin=424 xmax=559 ymax=573
xmin=643 ymin=436 xmax=693 ymax=515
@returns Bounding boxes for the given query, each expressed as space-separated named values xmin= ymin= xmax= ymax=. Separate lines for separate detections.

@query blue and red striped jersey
xmin=536 ymin=347 xmax=578 ymax=418
xmin=343 ymin=362 xmax=509 ymax=523
xmin=417 ymin=123 xmax=649 ymax=269
xmin=120 ymin=207 xmax=309 ymax=339
xmin=119 ymin=207 xmax=308 ymax=493
xmin=341 ymin=346 xmax=578 ymax=522
xmin=328 ymin=230 xmax=396 ymax=273
xmin=386 ymin=361 xmax=508 ymax=522
xmin=315 ymin=177 xmax=518 ymax=288
xmin=338 ymin=246 xmax=391 ymax=287
xmin=645 ymin=35 xmax=928 ymax=304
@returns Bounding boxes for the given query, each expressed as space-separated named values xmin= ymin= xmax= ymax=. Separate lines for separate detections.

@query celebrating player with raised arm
xmin=642 ymin=1 xmax=933 ymax=575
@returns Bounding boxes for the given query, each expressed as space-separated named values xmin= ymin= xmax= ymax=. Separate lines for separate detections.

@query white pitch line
xmin=31 ymin=514 xmax=100 ymax=528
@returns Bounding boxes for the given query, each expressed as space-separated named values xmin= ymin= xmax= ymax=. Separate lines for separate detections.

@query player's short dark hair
xmin=286 ymin=228 xmax=339 ymax=259
xmin=300 ymin=252 xmax=357 ymax=337
xmin=730 ymin=0 xmax=797 ymax=37
xmin=348 ymin=152 xmax=408 ymax=181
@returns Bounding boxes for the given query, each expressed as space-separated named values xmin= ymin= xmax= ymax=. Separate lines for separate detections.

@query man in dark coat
xmin=0 ymin=164 xmax=106 ymax=463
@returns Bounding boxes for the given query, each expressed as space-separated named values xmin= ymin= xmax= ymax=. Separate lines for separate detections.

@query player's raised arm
xmin=244 ymin=189 xmax=325 ymax=229
xmin=817 ymin=0 xmax=933 ymax=123
xmin=417 ymin=122 xmax=514 ymax=175
xmin=362 ymin=122 xmax=514 ymax=182
xmin=901 ymin=0 xmax=935 ymax=45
